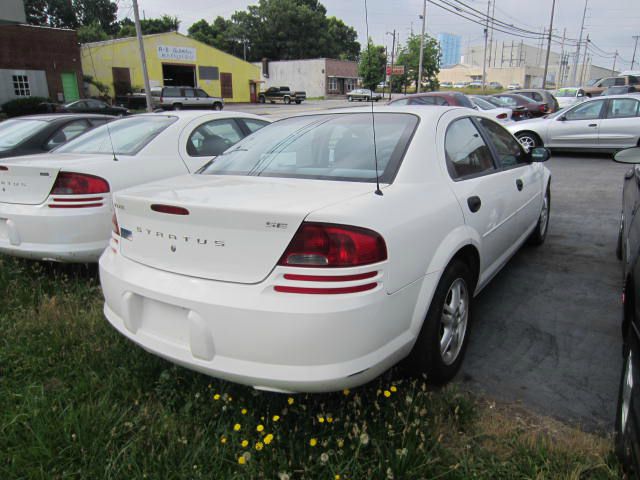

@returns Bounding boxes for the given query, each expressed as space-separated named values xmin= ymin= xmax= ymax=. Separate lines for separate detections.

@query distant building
xmin=1 ymin=0 xmax=26 ymax=25
xmin=437 ymin=33 xmax=461 ymax=68
xmin=253 ymin=58 xmax=359 ymax=98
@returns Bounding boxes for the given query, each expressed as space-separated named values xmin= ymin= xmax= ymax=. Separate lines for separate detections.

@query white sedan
xmin=0 ymin=111 xmax=269 ymax=262
xmin=507 ymin=94 xmax=640 ymax=151
xmin=100 ymin=106 xmax=551 ymax=393
xmin=469 ymin=95 xmax=513 ymax=123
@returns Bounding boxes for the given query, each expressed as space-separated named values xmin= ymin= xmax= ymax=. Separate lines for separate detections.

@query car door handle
xmin=467 ymin=196 xmax=482 ymax=213
xmin=588 ymin=123 xmax=598 ymax=127
xmin=516 ymin=179 xmax=524 ymax=191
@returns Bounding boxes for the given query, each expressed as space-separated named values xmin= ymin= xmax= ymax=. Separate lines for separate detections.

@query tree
xmin=393 ymin=34 xmax=440 ymax=92
xmin=358 ymin=41 xmax=386 ymax=91
xmin=24 ymin=0 xmax=117 ymax=31
xmin=77 ymin=21 xmax=109 ymax=43
xmin=188 ymin=0 xmax=360 ymax=62
xmin=116 ymin=15 xmax=180 ymax=38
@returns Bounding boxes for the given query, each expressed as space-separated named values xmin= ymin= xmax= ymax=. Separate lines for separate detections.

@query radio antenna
xmin=105 ymin=117 xmax=118 ymax=162
xmin=364 ymin=0 xmax=383 ymax=196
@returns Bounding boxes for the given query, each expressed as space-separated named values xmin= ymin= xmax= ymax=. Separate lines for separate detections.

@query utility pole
xmin=417 ymin=0 xmax=427 ymax=93
xmin=542 ymin=0 xmax=556 ymax=89
xmin=487 ymin=0 xmax=496 ymax=68
xmin=572 ymin=0 xmax=588 ymax=85
xmin=386 ymin=30 xmax=396 ymax=100
xmin=509 ymin=40 xmax=514 ymax=67
xmin=132 ymin=0 xmax=152 ymax=112
xmin=632 ymin=35 xmax=640 ymax=70
xmin=612 ymin=50 xmax=618 ymax=75
xmin=481 ymin=0 xmax=491 ymax=91
xmin=580 ymin=34 xmax=590 ymax=85
xmin=556 ymin=28 xmax=566 ymax=89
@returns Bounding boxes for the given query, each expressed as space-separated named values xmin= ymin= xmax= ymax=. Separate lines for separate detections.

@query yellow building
xmin=81 ymin=32 xmax=260 ymax=103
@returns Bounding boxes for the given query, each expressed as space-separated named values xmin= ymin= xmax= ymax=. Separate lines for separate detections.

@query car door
xmin=547 ymin=99 xmax=606 ymax=148
xmin=476 ymin=116 xmax=543 ymax=235
xmin=182 ymin=88 xmax=197 ymax=108
xmin=441 ymin=113 xmax=523 ymax=282
xmin=179 ymin=117 xmax=247 ymax=171
xmin=598 ymin=98 xmax=640 ymax=149
xmin=196 ymin=88 xmax=211 ymax=107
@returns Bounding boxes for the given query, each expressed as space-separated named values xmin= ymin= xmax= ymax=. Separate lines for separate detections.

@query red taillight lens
xmin=50 ymin=172 xmax=110 ymax=195
xmin=497 ymin=113 xmax=508 ymax=119
xmin=539 ymin=104 xmax=547 ymax=112
xmin=112 ymin=212 xmax=120 ymax=236
xmin=151 ymin=204 xmax=190 ymax=215
xmin=0 ymin=166 xmax=8 ymax=171
xmin=278 ymin=223 xmax=387 ymax=268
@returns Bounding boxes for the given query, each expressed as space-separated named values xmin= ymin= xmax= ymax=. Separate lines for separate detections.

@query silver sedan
xmin=507 ymin=94 xmax=640 ymax=151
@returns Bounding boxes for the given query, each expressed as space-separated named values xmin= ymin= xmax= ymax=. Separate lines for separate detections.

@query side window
xmin=614 ymin=77 xmax=626 ymax=86
xmin=477 ymin=117 xmax=527 ymax=167
xmin=184 ymin=89 xmax=195 ymax=98
xmin=495 ymin=96 xmax=516 ymax=107
xmin=89 ymin=118 xmax=109 ymax=127
xmin=391 ymin=98 xmax=409 ymax=106
xmin=444 ymin=118 xmax=496 ymax=179
xmin=45 ymin=120 xmax=91 ymax=150
xmin=87 ymin=99 xmax=105 ymax=108
xmin=630 ymin=76 xmax=639 ymax=85
xmin=433 ymin=96 xmax=449 ymax=106
xmin=187 ymin=119 xmax=244 ymax=157
xmin=601 ymin=78 xmax=615 ymax=87
xmin=163 ymin=87 xmax=180 ymax=97
xmin=196 ymin=89 xmax=209 ymax=98
xmin=411 ymin=96 xmax=436 ymax=105
xmin=564 ymin=100 xmax=604 ymax=120
xmin=519 ymin=92 xmax=534 ymax=100
xmin=607 ymin=99 xmax=640 ymax=119
xmin=241 ymin=119 xmax=269 ymax=133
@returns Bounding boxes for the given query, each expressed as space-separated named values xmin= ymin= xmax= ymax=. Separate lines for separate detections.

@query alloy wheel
xmin=621 ymin=349 xmax=633 ymax=434
xmin=517 ymin=134 xmax=536 ymax=150
xmin=539 ymin=191 xmax=549 ymax=236
xmin=440 ymin=278 xmax=469 ymax=366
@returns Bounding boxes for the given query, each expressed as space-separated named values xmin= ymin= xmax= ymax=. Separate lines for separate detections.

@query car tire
xmin=295 ymin=100 xmax=301 ymax=104
xmin=375 ymin=98 xmax=380 ymax=102
xmin=172 ymin=103 xmax=182 ymax=111
xmin=617 ymin=213 xmax=624 ymax=261
xmin=270 ymin=100 xmax=276 ymax=104
xmin=284 ymin=96 xmax=291 ymax=105
xmin=528 ymin=185 xmax=550 ymax=245
xmin=212 ymin=102 xmax=223 ymax=111
xmin=515 ymin=131 xmax=541 ymax=150
xmin=615 ymin=342 xmax=635 ymax=473
xmin=259 ymin=96 xmax=266 ymax=104
xmin=348 ymin=96 xmax=353 ymax=102
xmin=410 ymin=259 xmax=473 ymax=384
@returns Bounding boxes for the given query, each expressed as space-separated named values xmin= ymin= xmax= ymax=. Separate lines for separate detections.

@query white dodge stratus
xmin=0 ymin=111 xmax=269 ymax=262
xmin=100 ymin=106 xmax=551 ymax=393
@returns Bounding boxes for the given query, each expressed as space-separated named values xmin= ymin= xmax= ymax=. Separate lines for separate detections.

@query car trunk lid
xmin=0 ymin=164 xmax=60 ymax=205
xmin=115 ymin=175 xmax=375 ymax=283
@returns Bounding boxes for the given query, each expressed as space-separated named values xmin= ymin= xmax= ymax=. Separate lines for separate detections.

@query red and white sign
xmin=386 ymin=65 xmax=405 ymax=76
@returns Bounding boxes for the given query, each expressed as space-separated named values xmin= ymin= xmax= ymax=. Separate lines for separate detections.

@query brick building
xmin=0 ymin=24 xmax=84 ymax=105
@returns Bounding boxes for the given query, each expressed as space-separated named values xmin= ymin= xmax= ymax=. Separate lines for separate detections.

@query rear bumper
xmin=99 ymin=248 xmax=436 ymax=392
xmin=0 ymin=201 xmax=111 ymax=262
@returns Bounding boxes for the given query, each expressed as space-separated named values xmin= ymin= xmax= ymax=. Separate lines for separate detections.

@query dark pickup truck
xmin=259 ymin=86 xmax=306 ymax=104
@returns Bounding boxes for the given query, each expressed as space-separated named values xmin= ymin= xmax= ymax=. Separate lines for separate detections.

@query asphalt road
xmin=461 ymin=154 xmax=630 ymax=432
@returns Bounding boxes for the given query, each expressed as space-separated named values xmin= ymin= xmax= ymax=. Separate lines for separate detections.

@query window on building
xmin=12 ymin=75 xmax=30 ymax=97
xmin=328 ymin=77 xmax=338 ymax=91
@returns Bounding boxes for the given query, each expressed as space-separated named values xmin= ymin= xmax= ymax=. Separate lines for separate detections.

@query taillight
xmin=497 ymin=113 xmax=508 ymax=119
xmin=50 ymin=172 xmax=109 ymax=195
xmin=151 ymin=204 xmax=189 ymax=215
xmin=112 ymin=212 xmax=120 ymax=236
xmin=539 ymin=104 xmax=547 ymax=112
xmin=278 ymin=222 xmax=387 ymax=268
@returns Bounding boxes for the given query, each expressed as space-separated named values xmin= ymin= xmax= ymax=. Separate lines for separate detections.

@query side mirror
xmin=558 ymin=115 xmax=567 ymax=121
xmin=614 ymin=147 xmax=640 ymax=164
xmin=530 ymin=147 xmax=551 ymax=162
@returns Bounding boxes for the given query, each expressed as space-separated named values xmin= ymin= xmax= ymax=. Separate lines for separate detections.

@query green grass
xmin=0 ymin=256 xmax=620 ymax=479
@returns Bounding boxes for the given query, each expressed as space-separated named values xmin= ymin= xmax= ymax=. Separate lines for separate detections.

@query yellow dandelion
xmin=256 ymin=424 xmax=264 ymax=432
xmin=390 ymin=386 xmax=397 ymax=392
xmin=228 ymin=396 xmax=233 ymax=402
xmin=241 ymin=440 xmax=249 ymax=448
xmin=318 ymin=416 xmax=325 ymax=423
xmin=233 ymin=423 xmax=241 ymax=432
xmin=255 ymin=441 xmax=264 ymax=451
xmin=213 ymin=393 xmax=221 ymax=400
xmin=272 ymin=415 xmax=280 ymax=422
xmin=342 ymin=388 xmax=350 ymax=396
xmin=327 ymin=416 xmax=334 ymax=423
xmin=220 ymin=436 xmax=227 ymax=444
xmin=287 ymin=397 xmax=295 ymax=405
xmin=335 ymin=475 xmax=341 ymax=480
xmin=264 ymin=434 xmax=274 ymax=445
xmin=337 ymin=438 xmax=344 ymax=448
xmin=309 ymin=438 xmax=318 ymax=447
xmin=238 ymin=456 xmax=246 ymax=465
xmin=241 ymin=408 xmax=248 ymax=415
xmin=383 ymin=390 xmax=391 ymax=398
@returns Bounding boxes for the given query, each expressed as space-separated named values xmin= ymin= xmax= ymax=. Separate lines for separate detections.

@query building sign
xmin=157 ymin=45 xmax=196 ymax=62
xmin=386 ymin=65 xmax=405 ymax=76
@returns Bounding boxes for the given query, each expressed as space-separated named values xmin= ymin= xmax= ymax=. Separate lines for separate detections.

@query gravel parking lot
xmin=462 ymin=154 xmax=630 ymax=432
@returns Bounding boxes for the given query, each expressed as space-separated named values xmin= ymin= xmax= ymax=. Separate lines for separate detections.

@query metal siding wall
xmin=0 ymin=69 xmax=48 ymax=104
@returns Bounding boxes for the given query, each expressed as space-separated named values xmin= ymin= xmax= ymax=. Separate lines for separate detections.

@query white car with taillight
xmin=100 ymin=106 xmax=552 ymax=393
xmin=0 ymin=111 xmax=269 ymax=262
xmin=469 ymin=95 xmax=513 ymax=123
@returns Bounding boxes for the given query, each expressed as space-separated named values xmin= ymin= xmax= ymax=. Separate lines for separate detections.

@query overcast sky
xmin=128 ymin=0 xmax=640 ymax=71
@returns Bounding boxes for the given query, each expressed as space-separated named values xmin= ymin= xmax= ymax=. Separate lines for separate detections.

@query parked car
xmin=388 ymin=92 xmax=475 ymax=108
xmin=150 ymin=86 xmax=224 ymax=111
xmin=453 ymin=82 xmax=468 ymax=88
xmin=489 ymin=81 xmax=503 ymax=90
xmin=440 ymin=81 xmax=453 ymax=88
xmin=258 ymin=86 xmax=306 ymax=104
xmin=553 ymin=87 xmax=587 ymax=109
xmin=491 ymin=93 xmax=548 ymax=118
xmin=100 ymin=106 xmax=551 ymax=393
xmin=0 ymin=114 xmax=113 ymax=159
xmin=469 ymin=95 xmax=513 ymax=123
xmin=347 ymin=89 xmax=382 ymax=102
xmin=507 ymin=83 xmax=521 ymax=90
xmin=482 ymin=96 xmax=530 ymax=121
xmin=510 ymin=89 xmax=560 ymax=113
xmin=583 ymin=75 xmax=640 ymax=97
xmin=0 ymin=111 xmax=269 ymax=262
xmin=613 ymin=146 xmax=640 ymax=475
xmin=61 ymin=99 xmax=129 ymax=116
xmin=602 ymin=85 xmax=638 ymax=96
xmin=506 ymin=95 xmax=640 ymax=151
xmin=468 ymin=81 xmax=483 ymax=88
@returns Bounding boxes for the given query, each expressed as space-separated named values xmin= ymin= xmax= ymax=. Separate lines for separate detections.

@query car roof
xmin=10 ymin=113 xmax=115 ymax=122
xmin=393 ymin=91 xmax=464 ymax=99
xmin=135 ymin=110 xmax=269 ymax=121
xmin=282 ymin=105 xmax=477 ymax=123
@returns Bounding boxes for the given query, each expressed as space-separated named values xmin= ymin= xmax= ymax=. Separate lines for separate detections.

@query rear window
xmin=0 ymin=119 xmax=47 ymax=149
xmin=455 ymin=94 xmax=474 ymax=108
xmin=162 ymin=87 xmax=181 ymax=97
xmin=55 ymin=115 xmax=177 ymax=155
xmin=199 ymin=113 xmax=418 ymax=183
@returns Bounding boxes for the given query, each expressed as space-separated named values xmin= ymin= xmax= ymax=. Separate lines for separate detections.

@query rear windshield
xmin=0 ymin=119 xmax=47 ymax=149
xmin=199 ymin=113 xmax=418 ymax=183
xmin=471 ymin=97 xmax=496 ymax=110
xmin=555 ymin=88 xmax=578 ymax=97
xmin=455 ymin=94 xmax=474 ymax=108
xmin=55 ymin=115 xmax=176 ymax=155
